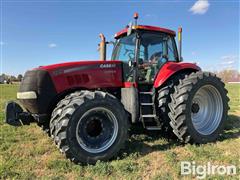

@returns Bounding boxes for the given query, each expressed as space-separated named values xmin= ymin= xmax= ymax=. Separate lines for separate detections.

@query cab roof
xmin=114 ymin=25 xmax=176 ymax=39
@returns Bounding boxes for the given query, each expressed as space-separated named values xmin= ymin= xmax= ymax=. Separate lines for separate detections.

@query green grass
xmin=0 ymin=84 xmax=239 ymax=179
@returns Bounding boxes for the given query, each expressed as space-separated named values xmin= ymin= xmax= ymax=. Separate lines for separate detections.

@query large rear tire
xmin=157 ymin=73 xmax=189 ymax=136
xmin=168 ymin=72 xmax=229 ymax=143
xmin=50 ymin=91 xmax=128 ymax=164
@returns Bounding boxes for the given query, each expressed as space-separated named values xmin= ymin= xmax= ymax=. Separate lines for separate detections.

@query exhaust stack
xmin=99 ymin=33 xmax=106 ymax=61
xmin=178 ymin=27 xmax=182 ymax=61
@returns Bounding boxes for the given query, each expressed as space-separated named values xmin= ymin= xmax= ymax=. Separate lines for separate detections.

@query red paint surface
xmin=153 ymin=62 xmax=201 ymax=88
xmin=35 ymin=61 xmax=123 ymax=93
xmin=123 ymin=82 xmax=137 ymax=88
xmin=115 ymin=25 xmax=176 ymax=39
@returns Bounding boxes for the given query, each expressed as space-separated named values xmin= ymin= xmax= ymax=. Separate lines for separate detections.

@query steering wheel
xmin=124 ymin=48 xmax=134 ymax=59
xmin=150 ymin=52 xmax=162 ymax=63
xmin=128 ymin=52 xmax=134 ymax=59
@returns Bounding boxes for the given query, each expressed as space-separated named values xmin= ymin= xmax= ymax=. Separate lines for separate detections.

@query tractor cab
xmin=112 ymin=26 xmax=179 ymax=85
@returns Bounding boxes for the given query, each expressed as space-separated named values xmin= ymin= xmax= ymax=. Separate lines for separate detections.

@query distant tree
xmin=216 ymin=69 xmax=240 ymax=82
xmin=17 ymin=74 xmax=23 ymax=81
xmin=1 ymin=73 xmax=7 ymax=80
xmin=10 ymin=75 xmax=17 ymax=82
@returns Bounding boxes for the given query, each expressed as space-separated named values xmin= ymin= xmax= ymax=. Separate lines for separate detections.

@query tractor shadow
xmin=219 ymin=114 xmax=240 ymax=141
xmin=119 ymin=114 xmax=240 ymax=159
xmin=118 ymin=124 xmax=180 ymax=159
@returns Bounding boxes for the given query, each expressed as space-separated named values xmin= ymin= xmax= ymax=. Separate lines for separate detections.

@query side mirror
xmin=128 ymin=59 xmax=133 ymax=67
xmin=107 ymin=41 xmax=115 ymax=46
xmin=128 ymin=60 xmax=137 ymax=67
xmin=127 ymin=22 xmax=133 ymax=36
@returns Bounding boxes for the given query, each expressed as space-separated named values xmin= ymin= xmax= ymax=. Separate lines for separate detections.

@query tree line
xmin=214 ymin=69 xmax=240 ymax=83
xmin=0 ymin=69 xmax=239 ymax=84
xmin=0 ymin=73 xmax=23 ymax=83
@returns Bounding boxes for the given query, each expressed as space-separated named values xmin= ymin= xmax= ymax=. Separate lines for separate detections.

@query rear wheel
xmin=50 ymin=91 xmax=128 ymax=164
xmin=168 ymin=72 xmax=229 ymax=143
xmin=157 ymin=73 xmax=189 ymax=136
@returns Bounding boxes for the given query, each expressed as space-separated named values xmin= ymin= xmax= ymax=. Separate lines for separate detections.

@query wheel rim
xmin=76 ymin=107 xmax=118 ymax=153
xmin=191 ymin=85 xmax=223 ymax=135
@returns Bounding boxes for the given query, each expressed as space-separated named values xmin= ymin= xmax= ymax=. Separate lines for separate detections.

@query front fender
xmin=153 ymin=62 xmax=201 ymax=88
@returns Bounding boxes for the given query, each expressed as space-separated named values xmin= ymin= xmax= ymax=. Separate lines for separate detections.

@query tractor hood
xmin=33 ymin=60 xmax=123 ymax=93
xmin=35 ymin=60 xmax=121 ymax=72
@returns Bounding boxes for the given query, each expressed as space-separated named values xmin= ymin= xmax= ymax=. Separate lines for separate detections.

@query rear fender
xmin=153 ymin=62 xmax=201 ymax=88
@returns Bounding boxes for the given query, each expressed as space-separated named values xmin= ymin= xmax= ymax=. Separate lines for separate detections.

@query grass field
xmin=0 ymin=84 xmax=239 ymax=179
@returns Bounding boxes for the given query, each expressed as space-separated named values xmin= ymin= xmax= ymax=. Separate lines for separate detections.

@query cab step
xmin=140 ymin=103 xmax=154 ymax=106
xmin=139 ymin=89 xmax=161 ymax=129
xmin=145 ymin=126 xmax=162 ymax=130
xmin=142 ymin=114 xmax=156 ymax=118
xmin=139 ymin=91 xmax=153 ymax=95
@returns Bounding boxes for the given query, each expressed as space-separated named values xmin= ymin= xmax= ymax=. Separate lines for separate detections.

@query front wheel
xmin=168 ymin=71 xmax=229 ymax=143
xmin=50 ymin=91 xmax=128 ymax=164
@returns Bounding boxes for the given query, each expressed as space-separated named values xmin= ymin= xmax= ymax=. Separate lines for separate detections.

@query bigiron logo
xmin=180 ymin=161 xmax=238 ymax=179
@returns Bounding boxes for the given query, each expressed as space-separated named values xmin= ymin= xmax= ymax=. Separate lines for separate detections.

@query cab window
xmin=139 ymin=32 xmax=177 ymax=63
xmin=112 ymin=33 xmax=136 ymax=62
xmin=138 ymin=32 xmax=177 ymax=83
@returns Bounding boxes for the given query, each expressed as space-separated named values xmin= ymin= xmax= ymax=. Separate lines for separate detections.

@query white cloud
xmin=190 ymin=61 xmax=200 ymax=65
xmin=221 ymin=55 xmax=238 ymax=61
xmin=220 ymin=55 xmax=238 ymax=64
xmin=144 ymin=14 xmax=158 ymax=19
xmin=189 ymin=0 xmax=210 ymax=15
xmin=219 ymin=55 xmax=239 ymax=70
xmin=48 ymin=43 xmax=57 ymax=48
xmin=220 ymin=60 xmax=235 ymax=65
xmin=191 ymin=51 xmax=196 ymax=55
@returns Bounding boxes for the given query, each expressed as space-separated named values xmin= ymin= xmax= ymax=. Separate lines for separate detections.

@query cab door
xmin=111 ymin=33 xmax=137 ymax=84
xmin=138 ymin=32 xmax=178 ymax=84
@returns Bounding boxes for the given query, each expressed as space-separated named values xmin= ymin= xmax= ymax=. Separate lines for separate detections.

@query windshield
xmin=111 ymin=33 xmax=136 ymax=61
xmin=112 ymin=32 xmax=177 ymax=62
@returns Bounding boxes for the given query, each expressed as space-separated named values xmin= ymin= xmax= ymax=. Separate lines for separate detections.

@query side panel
xmin=39 ymin=61 xmax=123 ymax=93
xmin=154 ymin=62 xmax=201 ymax=88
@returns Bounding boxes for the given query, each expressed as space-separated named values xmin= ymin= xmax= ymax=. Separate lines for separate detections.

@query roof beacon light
xmin=134 ymin=12 xmax=139 ymax=26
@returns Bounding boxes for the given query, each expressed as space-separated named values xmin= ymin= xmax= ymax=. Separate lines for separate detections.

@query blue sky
xmin=0 ymin=0 xmax=239 ymax=76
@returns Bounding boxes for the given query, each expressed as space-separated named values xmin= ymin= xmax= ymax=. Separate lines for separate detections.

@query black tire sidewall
xmin=66 ymin=97 xmax=128 ymax=163
xmin=184 ymin=75 xmax=228 ymax=143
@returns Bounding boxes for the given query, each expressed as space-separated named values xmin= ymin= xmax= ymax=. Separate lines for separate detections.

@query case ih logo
xmin=100 ymin=64 xmax=116 ymax=68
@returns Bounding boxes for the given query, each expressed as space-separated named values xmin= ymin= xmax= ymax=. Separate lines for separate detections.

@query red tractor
xmin=6 ymin=13 xmax=229 ymax=164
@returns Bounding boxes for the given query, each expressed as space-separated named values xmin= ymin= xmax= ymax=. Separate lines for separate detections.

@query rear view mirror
xmin=127 ymin=22 xmax=133 ymax=36
xmin=128 ymin=60 xmax=133 ymax=67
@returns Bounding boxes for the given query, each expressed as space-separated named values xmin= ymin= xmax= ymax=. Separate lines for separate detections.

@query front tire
xmin=50 ymin=91 xmax=128 ymax=164
xmin=168 ymin=72 xmax=229 ymax=143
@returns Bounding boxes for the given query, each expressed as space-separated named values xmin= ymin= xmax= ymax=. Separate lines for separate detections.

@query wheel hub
xmin=191 ymin=103 xmax=200 ymax=113
xmin=76 ymin=107 xmax=118 ymax=153
xmin=86 ymin=118 xmax=103 ymax=137
xmin=191 ymin=85 xmax=223 ymax=135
